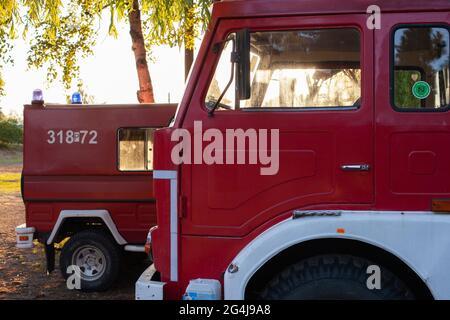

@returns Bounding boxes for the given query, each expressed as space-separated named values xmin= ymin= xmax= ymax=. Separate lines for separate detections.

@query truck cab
xmin=18 ymin=102 xmax=176 ymax=291
xmin=139 ymin=0 xmax=450 ymax=300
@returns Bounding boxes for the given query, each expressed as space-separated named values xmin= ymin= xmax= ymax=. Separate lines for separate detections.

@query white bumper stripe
xmin=154 ymin=170 xmax=178 ymax=282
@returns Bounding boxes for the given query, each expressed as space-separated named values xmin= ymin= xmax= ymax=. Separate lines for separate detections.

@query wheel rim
xmin=71 ymin=245 xmax=107 ymax=281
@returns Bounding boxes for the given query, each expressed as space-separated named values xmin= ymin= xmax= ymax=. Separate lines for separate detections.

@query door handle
xmin=341 ymin=164 xmax=371 ymax=172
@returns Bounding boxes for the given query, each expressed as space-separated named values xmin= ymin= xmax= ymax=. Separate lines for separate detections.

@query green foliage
xmin=0 ymin=0 xmax=58 ymax=96
xmin=0 ymin=116 xmax=23 ymax=145
xmin=0 ymin=76 xmax=4 ymax=97
xmin=139 ymin=0 xmax=212 ymax=50
xmin=0 ymin=0 xmax=213 ymax=95
xmin=0 ymin=27 xmax=14 ymax=97
xmin=394 ymin=71 xmax=421 ymax=108
xmin=27 ymin=0 xmax=97 ymax=90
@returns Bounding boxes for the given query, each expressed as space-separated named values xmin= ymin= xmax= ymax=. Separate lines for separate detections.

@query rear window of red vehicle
xmin=391 ymin=25 xmax=450 ymax=112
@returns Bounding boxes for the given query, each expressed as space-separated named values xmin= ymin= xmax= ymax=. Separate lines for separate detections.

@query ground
xmin=0 ymin=146 xmax=149 ymax=300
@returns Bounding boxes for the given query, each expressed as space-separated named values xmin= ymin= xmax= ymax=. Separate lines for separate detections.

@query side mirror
xmin=236 ymin=28 xmax=251 ymax=100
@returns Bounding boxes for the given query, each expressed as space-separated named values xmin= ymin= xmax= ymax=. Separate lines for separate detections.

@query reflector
xmin=432 ymin=199 xmax=450 ymax=213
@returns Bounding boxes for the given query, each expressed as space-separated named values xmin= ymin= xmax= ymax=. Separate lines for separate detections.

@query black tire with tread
xmin=259 ymin=254 xmax=414 ymax=300
xmin=60 ymin=230 xmax=121 ymax=292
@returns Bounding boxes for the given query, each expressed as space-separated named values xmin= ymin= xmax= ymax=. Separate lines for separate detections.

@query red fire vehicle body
xmin=138 ymin=0 xmax=450 ymax=300
xmin=19 ymin=103 xmax=176 ymax=290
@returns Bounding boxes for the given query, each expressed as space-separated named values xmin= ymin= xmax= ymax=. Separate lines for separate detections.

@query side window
xmin=393 ymin=26 xmax=449 ymax=110
xmin=118 ymin=128 xmax=155 ymax=171
xmin=206 ymin=28 xmax=361 ymax=110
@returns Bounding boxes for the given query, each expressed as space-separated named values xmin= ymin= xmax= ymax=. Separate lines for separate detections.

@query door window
xmin=392 ymin=26 xmax=449 ymax=110
xmin=206 ymin=28 xmax=361 ymax=110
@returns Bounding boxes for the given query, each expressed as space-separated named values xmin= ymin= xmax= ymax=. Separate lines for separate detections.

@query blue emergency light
xmin=71 ymin=92 xmax=82 ymax=104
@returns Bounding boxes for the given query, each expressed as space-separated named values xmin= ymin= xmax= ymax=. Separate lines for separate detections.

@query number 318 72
xmin=47 ymin=130 xmax=98 ymax=145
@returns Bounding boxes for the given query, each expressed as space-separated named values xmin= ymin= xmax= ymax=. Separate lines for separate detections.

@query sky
xmin=0 ymin=19 xmax=192 ymax=116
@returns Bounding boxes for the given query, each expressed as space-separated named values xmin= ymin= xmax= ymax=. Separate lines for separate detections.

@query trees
xmin=0 ymin=115 xmax=23 ymax=146
xmin=0 ymin=3 xmax=15 ymax=98
xmin=0 ymin=0 xmax=212 ymax=103
xmin=129 ymin=0 xmax=154 ymax=102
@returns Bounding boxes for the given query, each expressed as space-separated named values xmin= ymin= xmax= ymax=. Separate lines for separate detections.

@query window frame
xmin=390 ymin=23 xmax=450 ymax=113
xmin=204 ymin=26 xmax=363 ymax=112
xmin=116 ymin=127 xmax=160 ymax=173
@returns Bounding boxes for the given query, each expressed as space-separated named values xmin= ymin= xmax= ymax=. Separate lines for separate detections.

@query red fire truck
xmin=135 ymin=0 xmax=450 ymax=300
xmin=16 ymin=102 xmax=176 ymax=291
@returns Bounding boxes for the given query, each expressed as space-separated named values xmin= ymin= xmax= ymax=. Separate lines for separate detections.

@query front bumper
xmin=15 ymin=224 xmax=35 ymax=249
xmin=135 ymin=264 xmax=166 ymax=300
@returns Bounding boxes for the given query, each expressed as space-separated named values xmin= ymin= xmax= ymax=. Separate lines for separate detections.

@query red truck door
xmin=375 ymin=12 xmax=450 ymax=210
xmin=181 ymin=14 xmax=374 ymax=237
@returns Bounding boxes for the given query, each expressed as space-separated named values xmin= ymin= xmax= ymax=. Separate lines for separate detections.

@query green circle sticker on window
xmin=412 ymin=81 xmax=431 ymax=100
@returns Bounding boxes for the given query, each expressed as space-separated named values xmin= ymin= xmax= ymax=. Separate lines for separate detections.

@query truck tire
xmin=60 ymin=230 xmax=121 ymax=292
xmin=259 ymin=254 xmax=414 ymax=300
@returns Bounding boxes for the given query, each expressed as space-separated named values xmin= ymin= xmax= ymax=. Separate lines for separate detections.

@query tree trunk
xmin=184 ymin=1 xmax=195 ymax=81
xmin=129 ymin=0 xmax=154 ymax=103
xmin=185 ymin=47 xmax=194 ymax=81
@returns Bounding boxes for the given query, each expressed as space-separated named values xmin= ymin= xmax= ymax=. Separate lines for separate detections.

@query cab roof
xmin=212 ymin=0 xmax=450 ymax=19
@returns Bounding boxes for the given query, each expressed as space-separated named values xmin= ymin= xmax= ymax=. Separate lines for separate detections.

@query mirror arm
xmin=212 ymin=36 xmax=234 ymax=54
xmin=208 ymin=37 xmax=236 ymax=117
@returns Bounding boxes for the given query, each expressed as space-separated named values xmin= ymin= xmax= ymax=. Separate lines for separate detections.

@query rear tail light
xmin=19 ymin=235 xmax=29 ymax=241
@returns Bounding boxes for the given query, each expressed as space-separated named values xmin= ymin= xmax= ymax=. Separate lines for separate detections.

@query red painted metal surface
xmin=375 ymin=12 xmax=450 ymax=210
xmin=23 ymin=103 xmax=177 ymax=243
xmin=152 ymin=0 xmax=450 ymax=299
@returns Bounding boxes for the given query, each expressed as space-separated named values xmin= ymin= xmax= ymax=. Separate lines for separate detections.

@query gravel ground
xmin=0 ymin=161 xmax=150 ymax=300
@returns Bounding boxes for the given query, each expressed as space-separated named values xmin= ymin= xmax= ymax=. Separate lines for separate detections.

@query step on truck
xmin=16 ymin=100 xmax=176 ymax=291
xmin=136 ymin=0 xmax=450 ymax=300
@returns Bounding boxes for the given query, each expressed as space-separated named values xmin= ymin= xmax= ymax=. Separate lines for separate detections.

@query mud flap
xmin=45 ymin=243 xmax=55 ymax=274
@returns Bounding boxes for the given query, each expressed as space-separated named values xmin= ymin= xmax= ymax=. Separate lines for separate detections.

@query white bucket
xmin=15 ymin=224 xmax=35 ymax=249
xmin=183 ymin=279 xmax=222 ymax=300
